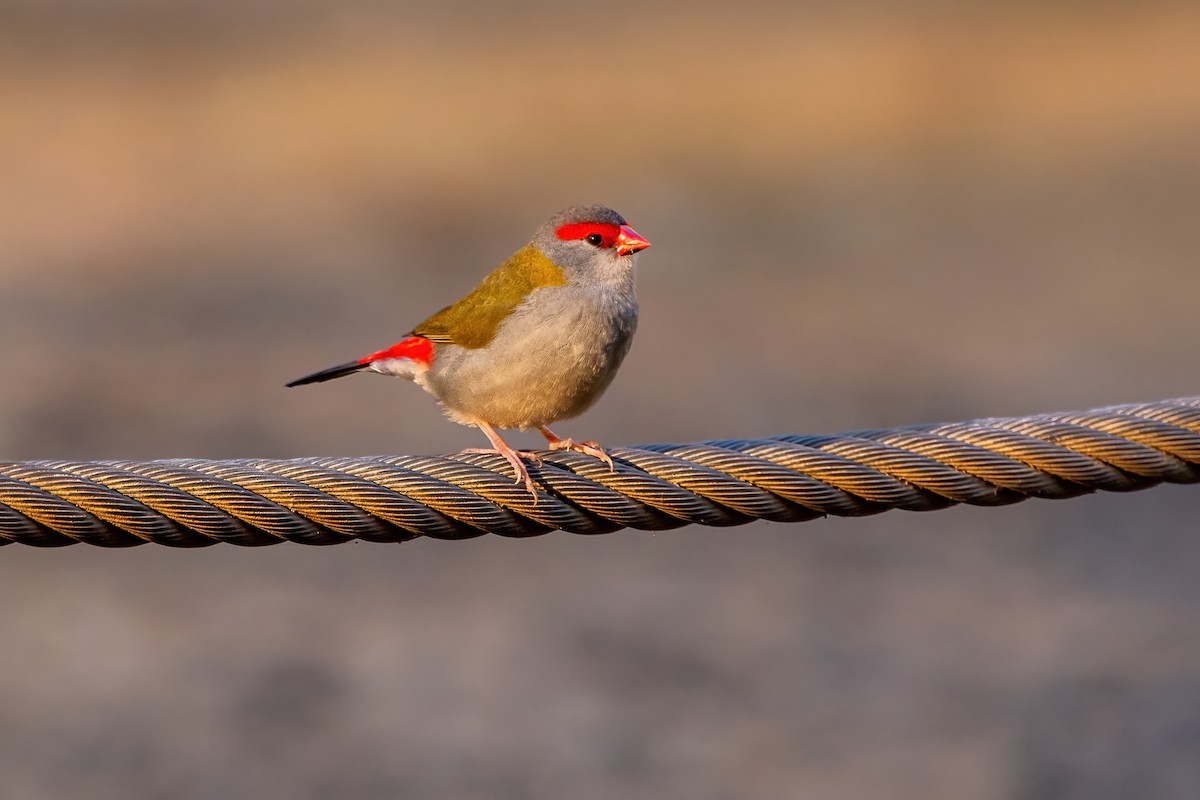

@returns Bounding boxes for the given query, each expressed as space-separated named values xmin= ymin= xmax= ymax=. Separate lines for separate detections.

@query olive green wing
xmin=413 ymin=245 xmax=566 ymax=349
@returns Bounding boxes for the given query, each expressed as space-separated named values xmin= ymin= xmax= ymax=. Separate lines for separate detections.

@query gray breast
xmin=426 ymin=284 xmax=638 ymax=430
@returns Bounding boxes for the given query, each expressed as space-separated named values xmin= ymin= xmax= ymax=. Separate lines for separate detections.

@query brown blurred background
xmin=2 ymin=1 xmax=1200 ymax=797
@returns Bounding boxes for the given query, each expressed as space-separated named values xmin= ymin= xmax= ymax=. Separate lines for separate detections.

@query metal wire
xmin=2 ymin=396 xmax=1198 ymax=547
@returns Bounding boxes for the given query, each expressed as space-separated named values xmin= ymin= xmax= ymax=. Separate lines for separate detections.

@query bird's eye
xmin=585 ymin=233 xmax=604 ymax=246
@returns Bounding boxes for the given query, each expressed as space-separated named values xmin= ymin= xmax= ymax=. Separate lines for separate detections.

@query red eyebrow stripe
xmin=555 ymin=222 xmax=622 ymax=243
xmin=358 ymin=336 xmax=434 ymax=366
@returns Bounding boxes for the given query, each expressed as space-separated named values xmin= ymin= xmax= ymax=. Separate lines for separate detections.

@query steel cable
xmin=1 ymin=396 xmax=1198 ymax=547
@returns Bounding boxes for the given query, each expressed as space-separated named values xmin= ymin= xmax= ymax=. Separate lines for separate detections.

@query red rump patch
xmin=359 ymin=336 xmax=434 ymax=366
xmin=555 ymin=222 xmax=622 ymax=248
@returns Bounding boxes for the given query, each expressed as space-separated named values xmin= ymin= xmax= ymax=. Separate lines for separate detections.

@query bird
xmin=286 ymin=204 xmax=651 ymax=496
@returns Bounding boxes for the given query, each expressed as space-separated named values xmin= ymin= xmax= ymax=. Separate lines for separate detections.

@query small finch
xmin=287 ymin=204 xmax=651 ymax=495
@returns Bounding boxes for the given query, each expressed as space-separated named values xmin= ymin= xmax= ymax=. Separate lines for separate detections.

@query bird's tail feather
xmin=286 ymin=361 xmax=369 ymax=387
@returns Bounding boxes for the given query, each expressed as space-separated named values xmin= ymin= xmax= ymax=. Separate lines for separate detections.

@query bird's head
xmin=533 ymin=204 xmax=651 ymax=284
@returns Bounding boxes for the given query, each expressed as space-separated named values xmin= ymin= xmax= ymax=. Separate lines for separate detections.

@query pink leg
xmin=463 ymin=420 xmax=539 ymax=496
xmin=538 ymin=426 xmax=615 ymax=471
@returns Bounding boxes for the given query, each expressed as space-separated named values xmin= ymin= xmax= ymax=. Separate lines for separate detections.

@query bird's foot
xmin=517 ymin=450 xmax=544 ymax=465
xmin=468 ymin=420 xmax=542 ymax=498
xmin=538 ymin=426 xmax=615 ymax=471
xmin=461 ymin=447 xmax=539 ymax=496
xmin=465 ymin=448 xmax=542 ymax=464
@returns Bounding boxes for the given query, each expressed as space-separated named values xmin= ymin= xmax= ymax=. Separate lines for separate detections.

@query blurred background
xmin=2 ymin=1 xmax=1200 ymax=797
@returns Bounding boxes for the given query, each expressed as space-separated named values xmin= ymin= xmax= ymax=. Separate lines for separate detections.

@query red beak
xmin=615 ymin=225 xmax=651 ymax=256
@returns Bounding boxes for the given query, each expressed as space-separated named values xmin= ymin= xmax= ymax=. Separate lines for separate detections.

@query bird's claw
xmin=547 ymin=438 xmax=615 ymax=471
xmin=516 ymin=450 xmax=544 ymax=465
xmin=462 ymin=447 xmax=541 ymax=498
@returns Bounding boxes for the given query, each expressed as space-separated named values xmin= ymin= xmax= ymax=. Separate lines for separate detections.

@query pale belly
xmin=422 ymin=291 xmax=637 ymax=430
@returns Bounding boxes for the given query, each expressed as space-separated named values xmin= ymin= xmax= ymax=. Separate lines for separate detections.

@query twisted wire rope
xmin=2 ymin=396 xmax=1198 ymax=547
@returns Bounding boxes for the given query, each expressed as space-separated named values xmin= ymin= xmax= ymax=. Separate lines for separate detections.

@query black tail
xmin=286 ymin=361 xmax=368 ymax=387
